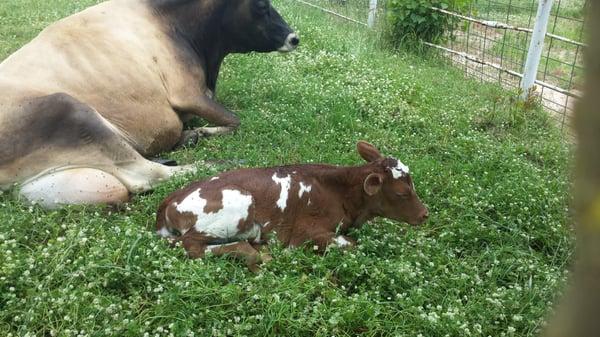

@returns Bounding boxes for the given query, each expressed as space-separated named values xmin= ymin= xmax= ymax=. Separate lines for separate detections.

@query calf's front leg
xmin=290 ymin=230 xmax=356 ymax=253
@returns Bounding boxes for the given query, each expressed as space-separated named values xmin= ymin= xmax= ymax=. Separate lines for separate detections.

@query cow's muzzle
xmin=278 ymin=33 xmax=300 ymax=52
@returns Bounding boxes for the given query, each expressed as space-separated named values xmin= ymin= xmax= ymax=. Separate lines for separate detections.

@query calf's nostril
xmin=290 ymin=36 xmax=300 ymax=46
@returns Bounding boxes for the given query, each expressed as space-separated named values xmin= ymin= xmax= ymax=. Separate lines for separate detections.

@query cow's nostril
xmin=421 ymin=211 xmax=429 ymax=220
xmin=290 ymin=36 xmax=300 ymax=46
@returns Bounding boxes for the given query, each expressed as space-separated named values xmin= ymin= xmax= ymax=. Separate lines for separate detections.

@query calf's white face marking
xmin=272 ymin=173 xmax=291 ymax=211
xmin=298 ymin=182 xmax=312 ymax=198
xmin=390 ymin=159 xmax=410 ymax=179
xmin=176 ymin=188 xmax=253 ymax=239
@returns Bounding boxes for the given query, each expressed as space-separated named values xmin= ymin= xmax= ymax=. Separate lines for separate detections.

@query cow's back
xmin=1 ymin=1 xmax=156 ymax=91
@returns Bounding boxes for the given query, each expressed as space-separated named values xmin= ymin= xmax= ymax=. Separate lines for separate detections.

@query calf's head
xmin=357 ymin=141 xmax=429 ymax=226
xmin=222 ymin=0 xmax=299 ymax=53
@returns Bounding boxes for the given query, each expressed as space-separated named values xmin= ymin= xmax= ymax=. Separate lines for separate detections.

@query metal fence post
xmin=521 ymin=0 xmax=554 ymax=100
xmin=368 ymin=0 xmax=378 ymax=28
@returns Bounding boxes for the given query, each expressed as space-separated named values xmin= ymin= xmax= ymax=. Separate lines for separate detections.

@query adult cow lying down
xmin=156 ymin=142 xmax=429 ymax=271
xmin=0 ymin=0 xmax=298 ymax=208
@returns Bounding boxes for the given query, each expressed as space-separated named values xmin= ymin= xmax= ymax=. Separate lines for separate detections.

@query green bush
xmin=384 ymin=0 xmax=471 ymax=48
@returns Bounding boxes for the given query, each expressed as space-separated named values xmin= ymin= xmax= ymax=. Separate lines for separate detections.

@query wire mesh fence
xmin=295 ymin=0 xmax=373 ymax=25
xmin=438 ymin=0 xmax=586 ymax=132
xmin=295 ymin=0 xmax=587 ymax=134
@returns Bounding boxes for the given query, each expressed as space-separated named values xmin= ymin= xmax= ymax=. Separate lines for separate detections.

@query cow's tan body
xmin=0 ymin=0 xmax=202 ymax=154
xmin=0 ymin=0 xmax=298 ymax=208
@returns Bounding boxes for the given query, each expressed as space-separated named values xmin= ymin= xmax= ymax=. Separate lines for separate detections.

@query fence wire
xmin=440 ymin=0 xmax=586 ymax=132
xmin=296 ymin=0 xmax=372 ymax=26
xmin=295 ymin=0 xmax=587 ymax=134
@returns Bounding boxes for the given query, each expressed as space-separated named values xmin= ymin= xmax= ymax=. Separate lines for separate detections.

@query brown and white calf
xmin=156 ymin=142 xmax=428 ymax=271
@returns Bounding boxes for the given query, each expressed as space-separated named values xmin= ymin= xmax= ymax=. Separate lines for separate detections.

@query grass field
xmin=0 ymin=0 xmax=574 ymax=336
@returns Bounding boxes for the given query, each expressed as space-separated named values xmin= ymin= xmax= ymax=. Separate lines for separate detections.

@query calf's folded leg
xmin=206 ymin=242 xmax=264 ymax=273
xmin=179 ymin=231 xmax=266 ymax=272
xmin=290 ymin=230 xmax=356 ymax=253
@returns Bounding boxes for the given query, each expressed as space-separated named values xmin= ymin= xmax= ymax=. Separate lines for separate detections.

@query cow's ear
xmin=364 ymin=173 xmax=384 ymax=196
xmin=357 ymin=141 xmax=383 ymax=162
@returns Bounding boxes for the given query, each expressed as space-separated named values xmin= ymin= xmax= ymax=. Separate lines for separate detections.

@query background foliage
xmin=384 ymin=0 xmax=472 ymax=48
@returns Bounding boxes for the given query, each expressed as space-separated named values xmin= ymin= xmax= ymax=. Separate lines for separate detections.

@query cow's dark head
xmin=221 ymin=0 xmax=299 ymax=53
xmin=357 ymin=141 xmax=429 ymax=226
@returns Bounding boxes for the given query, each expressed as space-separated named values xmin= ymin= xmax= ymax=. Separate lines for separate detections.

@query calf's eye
xmin=396 ymin=193 xmax=409 ymax=199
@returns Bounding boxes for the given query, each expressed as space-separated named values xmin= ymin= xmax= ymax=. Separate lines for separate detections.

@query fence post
xmin=368 ymin=0 xmax=378 ymax=28
xmin=521 ymin=0 xmax=554 ymax=100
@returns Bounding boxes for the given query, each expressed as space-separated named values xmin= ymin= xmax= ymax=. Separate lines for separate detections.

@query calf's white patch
xmin=176 ymin=188 xmax=253 ymax=239
xmin=298 ymin=182 xmax=312 ymax=198
xmin=272 ymin=173 xmax=292 ymax=211
xmin=390 ymin=159 xmax=410 ymax=179
xmin=235 ymin=224 xmax=262 ymax=243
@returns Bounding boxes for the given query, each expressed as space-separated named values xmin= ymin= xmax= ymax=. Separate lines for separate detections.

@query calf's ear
xmin=363 ymin=173 xmax=384 ymax=196
xmin=357 ymin=141 xmax=383 ymax=162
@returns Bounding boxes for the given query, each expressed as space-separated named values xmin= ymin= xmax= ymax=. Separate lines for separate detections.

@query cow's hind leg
xmin=13 ymin=92 xmax=195 ymax=207
xmin=110 ymin=159 xmax=195 ymax=194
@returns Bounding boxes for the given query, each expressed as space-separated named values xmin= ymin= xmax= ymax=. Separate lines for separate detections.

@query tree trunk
xmin=544 ymin=0 xmax=600 ymax=336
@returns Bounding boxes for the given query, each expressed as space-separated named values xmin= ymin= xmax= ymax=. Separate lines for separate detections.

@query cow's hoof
xmin=167 ymin=164 xmax=198 ymax=177
xmin=151 ymin=158 xmax=178 ymax=166
xmin=177 ymin=130 xmax=201 ymax=147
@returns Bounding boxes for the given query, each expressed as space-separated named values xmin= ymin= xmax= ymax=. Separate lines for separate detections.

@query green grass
xmin=0 ymin=0 xmax=574 ymax=336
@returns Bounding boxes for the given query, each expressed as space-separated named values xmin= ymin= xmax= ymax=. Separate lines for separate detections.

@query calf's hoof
xmin=260 ymin=253 xmax=273 ymax=264
xmin=247 ymin=263 xmax=261 ymax=274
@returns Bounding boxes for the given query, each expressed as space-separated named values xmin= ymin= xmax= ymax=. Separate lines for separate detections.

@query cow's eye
xmin=255 ymin=1 xmax=269 ymax=15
